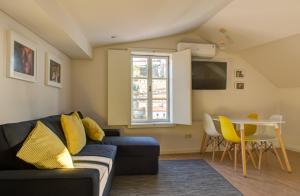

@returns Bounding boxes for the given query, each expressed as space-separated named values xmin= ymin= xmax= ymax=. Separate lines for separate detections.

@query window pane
xmin=152 ymin=100 xmax=167 ymax=120
xmin=132 ymin=79 xmax=147 ymax=99
xmin=152 ymin=58 xmax=168 ymax=78
xmin=152 ymin=79 xmax=167 ymax=99
xmin=132 ymin=57 xmax=148 ymax=77
xmin=132 ymin=100 xmax=148 ymax=120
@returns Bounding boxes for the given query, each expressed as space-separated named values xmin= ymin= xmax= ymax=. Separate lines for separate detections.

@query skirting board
xmin=160 ymin=148 xmax=201 ymax=155
xmin=160 ymin=146 xmax=225 ymax=155
xmin=286 ymin=145 xmax=300 ymax=153
xmin=160 ymin=144 xmax=297 ymax=155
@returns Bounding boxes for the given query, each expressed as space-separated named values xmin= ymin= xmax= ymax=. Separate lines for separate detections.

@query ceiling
xmin=1 ymin=0 xmax=300 ymax=88
xmin=196 ymin=0 xmax=300 ymax=88
xmin=239 ymin=33 xmax=300 ymax=88
xmin=59 ymin=0 xmax=231 ymax=47
xmin=1 ymin=0 xmax=300 ymax=85
xmin=197 ymin=0 xmax=300 ymax=52
xmin=0 ymin=0 xmax=92 ymax=58
xmin=0 ymin=0 xmax=231 ymax=58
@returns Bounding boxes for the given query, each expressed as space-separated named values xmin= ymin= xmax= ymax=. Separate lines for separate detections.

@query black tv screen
xmin=192 ymin=60 xmax=227 ymax=90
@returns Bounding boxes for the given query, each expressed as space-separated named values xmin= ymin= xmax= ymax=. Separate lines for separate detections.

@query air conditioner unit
xmin=177 ymin=42 xmax=216 ymax=58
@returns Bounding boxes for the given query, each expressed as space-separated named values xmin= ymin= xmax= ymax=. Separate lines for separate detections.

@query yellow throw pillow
xmin=61 ymin=112 xmax=86 ymax=155
xmin=82 ymin=117 xmax=105 ymax=141
xmin=73 ymin=111 xmax=81 ymax=120
xmin=17 ymin=121 xmax=74 ymax=169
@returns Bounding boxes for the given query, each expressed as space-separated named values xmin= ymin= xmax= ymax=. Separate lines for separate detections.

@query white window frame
xmin=131 ymin=54 xmax=170 ymax=124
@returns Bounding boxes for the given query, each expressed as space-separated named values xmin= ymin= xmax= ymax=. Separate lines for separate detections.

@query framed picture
xmin=7 ymin=31 xmax=37 ymax=82
xmin=234 ymin=82 xmax=245 ymax=90
xmin=234 ymin=68 xmax=245 ymax=79
xmin=45 ymin=53 xmax=62 ymax=88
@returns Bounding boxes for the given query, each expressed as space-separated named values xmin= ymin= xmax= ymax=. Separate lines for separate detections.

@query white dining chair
xmin=269 ymin=114 xmax=283 ymax=131
xmin=201 ymin=113 xmax=223 ymax=161
xmin=255 ymin=114 xmax=284 ymax=170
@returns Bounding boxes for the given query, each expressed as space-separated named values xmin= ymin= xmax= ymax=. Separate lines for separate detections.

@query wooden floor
xmin=160 ymin=150 xmax=300 ymax=196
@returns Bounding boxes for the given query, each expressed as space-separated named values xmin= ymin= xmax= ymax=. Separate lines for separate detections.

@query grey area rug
xmin=110 ymin=160 xmax=242 ymax=196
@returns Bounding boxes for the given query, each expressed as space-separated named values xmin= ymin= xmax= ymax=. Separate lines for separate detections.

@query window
xmin=108 ymin=49 xmax=191 ymax=126
xmin=131 ymin=55 xmax=169 ymax=124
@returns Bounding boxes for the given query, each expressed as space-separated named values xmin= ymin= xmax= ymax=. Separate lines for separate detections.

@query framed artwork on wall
xmin=45 ymin=53 xmax=62 ymax=88
xmin=234 ymin=81 xmax=245 ymax=90
xmin=7 ymin=31 xmax=37 ymax=82
xmin=234 ymin=68 xmax=245 ymax=79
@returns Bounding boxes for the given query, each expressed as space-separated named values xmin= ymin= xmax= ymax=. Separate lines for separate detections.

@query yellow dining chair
xmin=219 ymin=116 xmax=257 ymax=170
xmin=238 ymin=113 xmax=259 ymax=155
xmin=244 ymin=113 xmax=258 ymax=136
xmin=236 ymin=113 xmax=258 ymax=152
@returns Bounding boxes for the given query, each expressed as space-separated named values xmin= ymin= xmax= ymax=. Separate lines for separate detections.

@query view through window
xmin=131 ymin=55 xmax=169 ymax=123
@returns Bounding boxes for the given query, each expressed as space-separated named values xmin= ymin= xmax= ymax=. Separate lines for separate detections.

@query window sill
xmin=128 ymin=123 xmax=176 ymax=129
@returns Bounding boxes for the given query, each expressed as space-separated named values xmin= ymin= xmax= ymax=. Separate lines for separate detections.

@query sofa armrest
xmin=103 ymin=128 xmax=121 ymax=136
xmin=0 ymin=169 xmax=99 ymax=196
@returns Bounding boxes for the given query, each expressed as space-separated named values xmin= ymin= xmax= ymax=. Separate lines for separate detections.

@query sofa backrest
xmin=39 ymin=115 xmax=67 ymax=145
xmin=0 ymin=114 xmax=67 ymax=170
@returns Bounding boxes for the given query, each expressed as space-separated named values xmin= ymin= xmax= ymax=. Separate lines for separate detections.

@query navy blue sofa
xmin=0 ymin=113 xmax=160 ymax=196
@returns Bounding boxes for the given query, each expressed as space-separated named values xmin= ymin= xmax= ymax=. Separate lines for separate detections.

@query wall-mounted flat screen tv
xmin=192 ymin=60 xmax=227 ymax=90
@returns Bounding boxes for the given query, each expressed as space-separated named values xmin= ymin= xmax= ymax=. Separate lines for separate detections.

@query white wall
xmin=193 ymin=51 xmax=280 ymax=120
xmin=71 ymin=32 xmax=280 ymax=154
xmin=239 ymin=33 xmax=300 ymax=88
xmin=278 ymin=88 xmax=300 ymax=152
xmin=238 ymin=34 xmax=300 ymax=152
xmin=0 ymin=11 xmax=72 ymax=124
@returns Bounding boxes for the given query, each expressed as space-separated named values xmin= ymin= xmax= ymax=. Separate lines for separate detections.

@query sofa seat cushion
xmin=102 ymin=137 xmax=160 ymax=157
xmin=76 ymin=144 xmax=117 ymax=161
xmin=74 ymin=162 xmax=109 ymax=196
xmin=73 ymin=156 xmax=113 ymax=173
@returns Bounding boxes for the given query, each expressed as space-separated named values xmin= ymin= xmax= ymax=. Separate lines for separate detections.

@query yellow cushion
xmin=61 ymin=112 xmax=86 ymax=155
xmin=73 ymin=111 xmax=81 ymax=120
xmin=16 ymin=121 xmax=74 ymax=169
xmin=82 ymin=117 xmax=105 ymax=141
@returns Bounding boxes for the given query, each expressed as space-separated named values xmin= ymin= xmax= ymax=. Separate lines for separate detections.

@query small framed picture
xmin=234 ymin=69 xmax=245 ymax=79
xmin=234 ymin=82 xmax=245 ymax=90
xmin=45 ymin=53 xmax=62 ymax=88
xmin=7 ymin=31 xmax=37 ymax=82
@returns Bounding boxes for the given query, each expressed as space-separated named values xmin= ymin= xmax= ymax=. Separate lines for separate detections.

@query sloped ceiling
xmin=239 ymin=34 xmax=300 ymax=88
xmin=58 ymin=0 xmax=232 ymax=47
xmin=0 ymin=0 xmax=92 ymax=58
xmin=0 ymin=0 xmax=232 ymax=58
xmin=197 ymin=0 xmax=300 ymax=52
xmin=196 ymin=0 xmax=300 ymax=88
xmin=1 ymin=0 xmax=300 ymax=88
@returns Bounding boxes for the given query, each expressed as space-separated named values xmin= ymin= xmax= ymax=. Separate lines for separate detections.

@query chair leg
xmin=212 ymin=138 xmax=216 ymax=161
xmin=227 ymin=143 xmax=234 ymax=160
xmin=202 ymin=136 xmax=210 ymax=155
xmin=258 ymin=143 xmax=264 ymax=170
xmin=247 ymin=144 xmax=257 ymax=168
xmin=221 ymin=142 xmax=230 ymax=161
xmin=201 ymin=136 xmax=211 ymax=158
xmin=272 ymin=143 xmax=285 ymax=170
xmin=252 ymin=142 xmax=259 ymax=158
xmin=217 ymin=136 xmax=222 ymax=151
xmin=228 ymin=150 xmax=233 ymax=161
xmin=234 ymin=144 xmax=238 ymax=170
xmin=200 ymin=133 xmax=207 ymax=154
